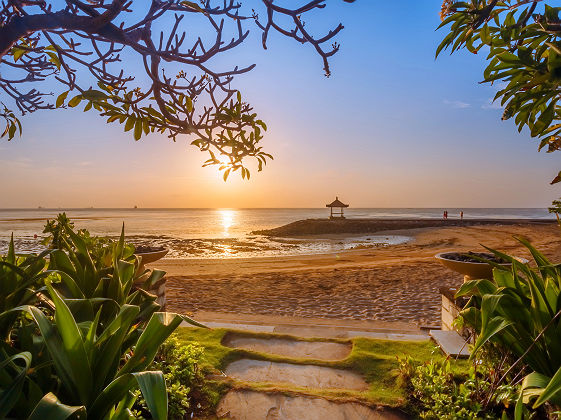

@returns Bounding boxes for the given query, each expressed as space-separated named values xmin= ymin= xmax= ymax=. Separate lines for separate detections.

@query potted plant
xmin=435 ymin=251 xmax=527 ymax=282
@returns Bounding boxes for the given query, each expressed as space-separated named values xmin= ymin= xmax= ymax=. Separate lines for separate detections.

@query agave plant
xmin=456 ymin=237 xmax=561 ymax=417
xmin=46 ymin=219 xmax=164 ymax=325
xmin=1 ymin=283 xmax=185 ymax=418
xmin=0 ymin=236 xmax=50 ymax=338
xmin=0 ymin=215 xmax=203 ymax=419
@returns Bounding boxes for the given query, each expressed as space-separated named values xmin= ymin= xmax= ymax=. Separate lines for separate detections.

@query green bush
xmin=398 ymin=356 xmax=516 ymax=419
xmin=399 ymin=358 xmax=510 ymax=420
xmin=134 ymin=336 xmax=209 ymax=419
xmin=0 ymin=214 xmax=202 ymax=419
xmin=456 ymin=238 xmax=561 ymax=417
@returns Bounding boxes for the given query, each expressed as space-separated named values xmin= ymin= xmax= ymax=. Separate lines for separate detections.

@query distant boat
xmin=37 ymin=206 xmax=43 ymax=209
xmin=134 ymin=205 xmax=138 ymax=209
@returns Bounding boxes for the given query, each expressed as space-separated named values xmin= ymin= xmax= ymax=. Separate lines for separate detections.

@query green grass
xmin=174 ymin=327 xmax=470 ymax=409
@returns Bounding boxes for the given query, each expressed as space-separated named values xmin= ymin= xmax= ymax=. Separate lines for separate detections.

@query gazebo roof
xmin=326 ymin=197 xmax=349 ymax=208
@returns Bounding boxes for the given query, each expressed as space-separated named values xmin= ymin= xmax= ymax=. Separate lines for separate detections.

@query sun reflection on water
xmin=218 ymin=209 xmax=235 ymax=237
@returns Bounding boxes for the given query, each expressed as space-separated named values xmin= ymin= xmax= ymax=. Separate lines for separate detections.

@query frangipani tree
xmin=0 ymin=0 xmax=354 ymax=179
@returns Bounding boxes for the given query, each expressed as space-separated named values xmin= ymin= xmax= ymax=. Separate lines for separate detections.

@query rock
xmin=225 ymin=359 xmax=368 ymax=390
xmin=216 ymin=390 xmax=408 ymax=420
xmin=222 ymin=334 xmax=351 ymax=360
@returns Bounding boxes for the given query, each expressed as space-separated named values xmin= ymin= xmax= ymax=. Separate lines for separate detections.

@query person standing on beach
xmin=460 ymin=211 xmax=464 ymax=220
xmin=443 ymin=210 xmax=446 ymax=220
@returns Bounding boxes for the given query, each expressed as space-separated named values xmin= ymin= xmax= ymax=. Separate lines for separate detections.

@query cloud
xmin=443 ymin=99 xmax=471 ymax=109
xmin=11 ymin=157 xmax=33 ymax=167
xmin=482 ymin=98 xmax=502 ymax=110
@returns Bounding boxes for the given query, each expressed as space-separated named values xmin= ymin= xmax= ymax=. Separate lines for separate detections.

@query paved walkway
xmin=186 ymin=314 xmax=420 ymax=419
xmin=183 ymin=311 xmax=429 ymax=341
xmin=215 ymin=331 xmax=411 ymax=419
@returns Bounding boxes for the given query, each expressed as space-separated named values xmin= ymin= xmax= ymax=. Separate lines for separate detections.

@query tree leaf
xmin=56 ymin=91 xmax=69 ymax=108
xmin=134 ymin=119 xmax=142 ymax=140
xmin=67 ymin=95 xmax=83 ymax=108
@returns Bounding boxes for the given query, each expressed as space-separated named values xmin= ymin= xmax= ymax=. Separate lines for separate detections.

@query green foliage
xmin=437 ymin=1 xmax=561 ymax=184
xmin=134 ymin=336 xmax=210 ymax=419
xmin=0 ymin=237 xmax=50 ymax=338
xmin=0 ymin=2 xmax=357 ymax=181
xmin=398 ymin=356 xmax=516 ymax=419
xmin=56 ymin=86 xmax=273 ymax=181
xmin=0 ymin=102 xmax=21 ymax=140
xmin=0 ymin=214 xmax=202 ymax=419
xmin=455 ymin=238 xmax=561 ymax=416
xmin=548 ymin=198 xmax=561 ymax=214
xmin=42 ymin=212 xmax=74 ymax=250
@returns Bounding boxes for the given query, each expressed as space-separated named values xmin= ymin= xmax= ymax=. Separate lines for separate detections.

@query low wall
xmin=440 ymin=286 xmax=469 ymax=335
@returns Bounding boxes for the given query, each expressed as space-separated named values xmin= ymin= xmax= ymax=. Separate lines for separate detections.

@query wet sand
xmin=152 ymin=222 xmax=561 ymax=326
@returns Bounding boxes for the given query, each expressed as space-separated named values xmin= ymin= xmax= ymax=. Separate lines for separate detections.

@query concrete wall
xmin=441 ymin=294 xmax=460 ymax=331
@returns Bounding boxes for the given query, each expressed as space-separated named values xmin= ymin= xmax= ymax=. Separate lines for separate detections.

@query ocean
xmin=0 ymin=208 xmax=552 ymax=259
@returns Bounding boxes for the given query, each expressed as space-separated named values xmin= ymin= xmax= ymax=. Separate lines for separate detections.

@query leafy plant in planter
xmin=0 ymin=214 xmax=202 ymax=419
xmin=456 ymin=238 xmax=561 ymax=418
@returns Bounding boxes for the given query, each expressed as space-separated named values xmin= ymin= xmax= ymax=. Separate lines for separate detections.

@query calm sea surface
xmin=0 ymin=208 xmax=552 ymax=259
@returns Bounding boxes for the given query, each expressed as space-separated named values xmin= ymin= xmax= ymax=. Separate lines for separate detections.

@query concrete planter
xmin=435 ymin=252 xmax=527 ymax=282
xmin=439 ymin=286 xmax=469 ymax=334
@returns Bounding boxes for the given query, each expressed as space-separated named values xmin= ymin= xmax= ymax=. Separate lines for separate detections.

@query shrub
xmin=398 ymin=356 xmax=516 ymax=419
xmin=456 ymin=238 xmax=561 ymax=417
xmin=134 ymin=337 xmax=209 ymax=419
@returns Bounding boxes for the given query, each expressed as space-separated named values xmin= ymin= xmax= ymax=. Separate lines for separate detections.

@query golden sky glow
xmin=1 ymin=2 xmax=560 ymax=208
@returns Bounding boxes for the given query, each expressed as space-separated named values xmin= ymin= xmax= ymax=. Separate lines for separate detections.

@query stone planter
xmin=436 ymin=252 xmax=526 ymax=337
xmin=435 ymin=252 xmax=527 ymax=282
xmin=439 ymin=286 xmax=469 ymax=334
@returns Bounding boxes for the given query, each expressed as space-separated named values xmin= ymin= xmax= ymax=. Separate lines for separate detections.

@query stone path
xmin=180 ymin=312 xmax=429 ymax=341
xmin=223 ymin=333 xmax=352 ymax=360
xmin=216 ymin=333 xmax=411 ymax=420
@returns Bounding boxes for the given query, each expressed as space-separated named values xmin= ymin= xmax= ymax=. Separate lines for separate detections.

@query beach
xmin=152 ymin=220 xmax=561 ymax=327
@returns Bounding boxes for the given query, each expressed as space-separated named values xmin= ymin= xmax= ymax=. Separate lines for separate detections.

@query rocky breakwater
xmin=252 ymin=218 xmax=555 ymax=237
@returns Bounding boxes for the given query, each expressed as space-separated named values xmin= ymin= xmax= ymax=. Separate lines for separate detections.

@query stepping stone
xmin=429 ymin=330 xmax=470 ymax=358
xmin=217 ymin=390 xmax=408 ymax=420
xmin=223 ymin=333 xmax=352 ymax=360
xmin=346 ymin=331 xmax=428 ymax=341
xmin=225 ymin=359 xmax=369 ymax=390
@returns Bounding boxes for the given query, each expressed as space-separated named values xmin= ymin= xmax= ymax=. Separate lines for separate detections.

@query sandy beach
xmin=152 ymin=221 xmax=561 ymax=326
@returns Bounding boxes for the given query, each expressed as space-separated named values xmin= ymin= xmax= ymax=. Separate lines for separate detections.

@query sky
xmin=1 ymin=0 xmax=561 ymax=209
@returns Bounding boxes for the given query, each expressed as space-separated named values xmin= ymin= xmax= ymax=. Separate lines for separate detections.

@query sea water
xmin=0 ymin=208 xmax=552 ymax=258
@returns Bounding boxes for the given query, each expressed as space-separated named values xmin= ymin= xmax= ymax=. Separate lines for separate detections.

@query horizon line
xmin=0 ymin=206 xmax=550 ymax=211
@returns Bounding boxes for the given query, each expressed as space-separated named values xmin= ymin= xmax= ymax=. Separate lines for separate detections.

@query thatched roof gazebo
xmin=326 ymin=196 xmax=349 ymax=219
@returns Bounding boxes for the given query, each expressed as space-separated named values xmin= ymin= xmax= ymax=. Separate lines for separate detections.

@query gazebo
xmin=326 ymin=196 xmax=349 ymax=219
